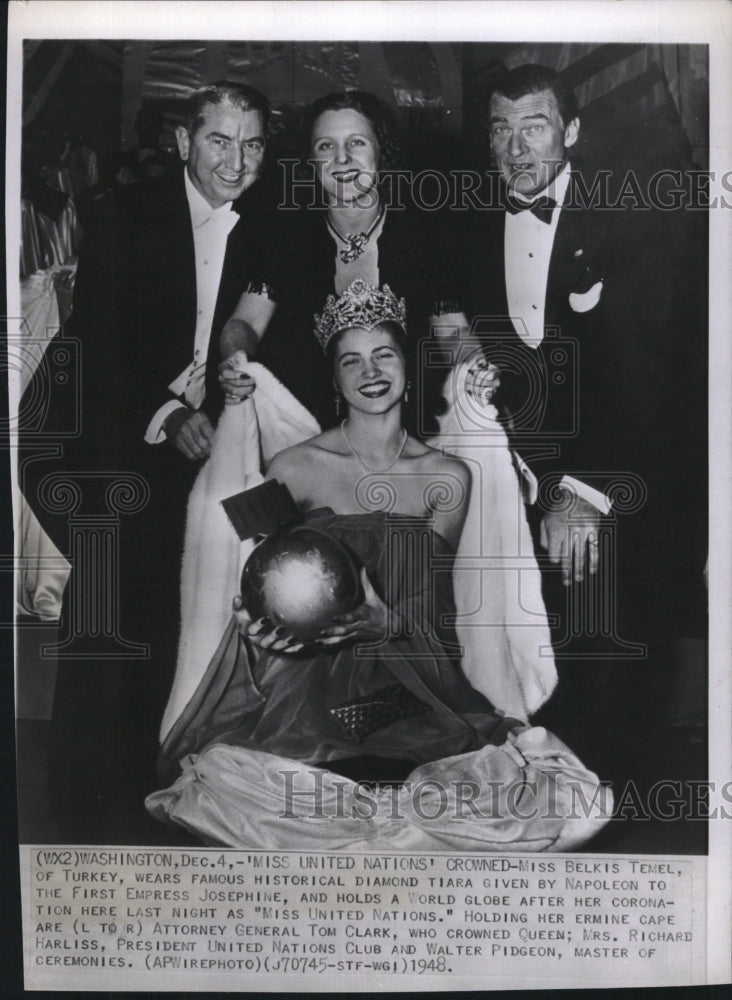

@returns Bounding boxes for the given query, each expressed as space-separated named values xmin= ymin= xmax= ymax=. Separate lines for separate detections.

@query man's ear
xmin=564 ymin=117 xmax=580 ymax=150
xmin=175 ymin=125 xmax=190 ymax=162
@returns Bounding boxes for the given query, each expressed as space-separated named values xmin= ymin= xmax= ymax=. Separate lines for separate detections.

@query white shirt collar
xmin=184 ymin=168 xmax=237 ymax=229
xmin=511 ymin=160 xmax=572 ymax=208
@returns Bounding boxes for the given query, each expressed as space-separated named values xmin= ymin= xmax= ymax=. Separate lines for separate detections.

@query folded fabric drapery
xmin=18 ymin=262 xmax=78 ymax=391
xmin=160 ymin=354 xmax=320 ymax=740
xmin=20 ymin=199 xmax=43 ymax=278
xmin=429 ymin=357 xmax=557 ymax=719
xmin=54 ymin=197 xmax=81 ymax=263
xmin=161 ymin=353 xmax=556 ymax=737
xmin=15 ymin=263 xmax=79 ymax=620
xmin=21 ymin=195 xmax=81 ymax=278
xmin=19 ymin=268 xmax=61 ymax=392
xmin=149 ymin=357 xmax=610 ymax=851
xmin=147 ymin=727 xmax=610 ymax=852
xmin=16 ymin=503 xmax=72 ymax=622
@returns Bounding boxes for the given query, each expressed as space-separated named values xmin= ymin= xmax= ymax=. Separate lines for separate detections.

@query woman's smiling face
xmin=334 ymin=325 xmax=406 ymax=414
xmin=311 ymin=108 xmax=380 ymax=206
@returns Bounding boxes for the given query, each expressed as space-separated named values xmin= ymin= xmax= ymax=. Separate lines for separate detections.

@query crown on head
xmin=314 ymin=280 xmax=407 ymax=353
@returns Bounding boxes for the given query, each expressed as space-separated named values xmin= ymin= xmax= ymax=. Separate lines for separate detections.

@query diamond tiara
xmin=314 ymin=280 xmax=407 ymax=353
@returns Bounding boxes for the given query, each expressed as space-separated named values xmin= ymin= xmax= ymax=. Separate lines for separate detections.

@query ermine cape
xmin=160 ymin=354 xmax=556 ymax=742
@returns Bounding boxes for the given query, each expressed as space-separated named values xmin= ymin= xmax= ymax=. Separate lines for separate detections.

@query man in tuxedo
xmin=18 ymin=81 xmax=275 ymax=834
xmin=459 ymin=64 xmax=706 ymax=749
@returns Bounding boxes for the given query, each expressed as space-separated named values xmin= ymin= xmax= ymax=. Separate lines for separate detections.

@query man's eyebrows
xmin=489 ymin=111 xmax=551 ymax=123
xmin=206 ymin=130 xmax=265 ymax=142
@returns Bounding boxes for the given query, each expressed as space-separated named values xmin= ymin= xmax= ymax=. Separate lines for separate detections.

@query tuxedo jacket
xmin=19 ymin=168 xmax=274 ymax=553
xmin=458 ymin=164 xmax=699 ymax=517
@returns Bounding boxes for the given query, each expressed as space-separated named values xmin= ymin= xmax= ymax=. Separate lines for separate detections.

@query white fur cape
xmin=431 ymin=360 xmax=556 ymax=720
xmin=159 ymin=353 xmax=556 ymax=741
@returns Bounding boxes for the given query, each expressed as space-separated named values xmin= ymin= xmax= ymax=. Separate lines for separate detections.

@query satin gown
xmin=157 ymin=510 xmax=520 ymax=780
xmin=147 ymin=512 xmax=610 ymax=851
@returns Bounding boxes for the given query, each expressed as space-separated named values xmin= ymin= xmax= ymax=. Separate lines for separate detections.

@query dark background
xmin=12 ymin=40 xmax=710 ymax=842
xmin=3 ymin=31 xmax=720 ymax=1000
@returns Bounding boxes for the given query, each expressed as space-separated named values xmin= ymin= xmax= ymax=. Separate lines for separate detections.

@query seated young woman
xmin=146 ymin=281 xmax=609 ymax=851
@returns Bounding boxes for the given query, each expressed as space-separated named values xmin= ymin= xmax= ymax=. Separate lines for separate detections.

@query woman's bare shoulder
xmin=412 ymin=441 xmax=471 ymax=483
xmin=267 ymin=430 xmax=343 ymax=477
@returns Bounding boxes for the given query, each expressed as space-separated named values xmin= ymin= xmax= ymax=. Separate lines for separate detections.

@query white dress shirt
xmin=144 ymin=170 xmax=239 ymax=444
xmin=504 ymin=162 xmax=571 ymax=346
xmin=502 ymin=164 xmax=610 ymax=514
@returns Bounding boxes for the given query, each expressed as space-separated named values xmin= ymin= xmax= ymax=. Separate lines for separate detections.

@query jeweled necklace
xmin=341 ymin=419 xmax=407 ymax=474
xmin=327 ymin=203 xmax=386 ymax=263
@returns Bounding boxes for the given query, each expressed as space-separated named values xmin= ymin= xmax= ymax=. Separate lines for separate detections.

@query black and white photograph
xmin=5 ymin=0 xmax=731 ymax=992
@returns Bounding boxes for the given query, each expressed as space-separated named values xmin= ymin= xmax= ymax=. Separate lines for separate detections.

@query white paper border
xmin=6 ymin=0 xmax=731 ymax=989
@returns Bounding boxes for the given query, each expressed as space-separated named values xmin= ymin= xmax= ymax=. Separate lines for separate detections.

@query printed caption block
xmin=22 ymin=848 xmax=706 ymax=991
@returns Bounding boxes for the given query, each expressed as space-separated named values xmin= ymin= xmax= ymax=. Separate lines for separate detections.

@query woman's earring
xmin=335 ymin=392 xmax=342 ymax=418
xmin=404 ymin=380 xmax=411 ymax=404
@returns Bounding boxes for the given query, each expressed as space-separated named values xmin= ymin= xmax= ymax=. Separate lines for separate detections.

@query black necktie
xmin=505 ymin=194 xmax=557 ymax=225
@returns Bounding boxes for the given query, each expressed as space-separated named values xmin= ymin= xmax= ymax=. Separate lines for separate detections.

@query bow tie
xmin=505 ymin=195 xmax=557 ymax=225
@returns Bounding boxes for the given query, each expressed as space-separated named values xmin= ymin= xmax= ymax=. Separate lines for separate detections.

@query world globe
xmin=241 ymin=526 xmax=362 ymax=642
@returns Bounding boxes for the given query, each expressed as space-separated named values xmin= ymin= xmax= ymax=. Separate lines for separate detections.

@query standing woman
xmin=220 ymin=91 xmax=491 ymax=429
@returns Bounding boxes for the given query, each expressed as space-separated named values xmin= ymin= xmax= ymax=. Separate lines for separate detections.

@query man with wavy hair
xmin=18 ymin=81 xmax=276 ymax=835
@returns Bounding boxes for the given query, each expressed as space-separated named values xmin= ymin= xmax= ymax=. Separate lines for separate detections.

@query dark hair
xmin=307 ymin=90 xmax=402 ymax=172
xmin=489 ymin=64 xmax=579 ymax=126
xmin=184 ymin=81 xmax=270 ymax=136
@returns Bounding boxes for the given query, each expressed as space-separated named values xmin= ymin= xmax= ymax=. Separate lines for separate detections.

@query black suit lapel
xmin=166 ymin=172 xmax=197 ymax=330
xmin=487 ymin=202 xmax=509 ymax=321
xmin=465 ymin=174 xmax=509 ymax=324
xmin=546 ymin=172 xmax=607 ymax=323
xmin=142 ymin=170 xmax=197 ymax=352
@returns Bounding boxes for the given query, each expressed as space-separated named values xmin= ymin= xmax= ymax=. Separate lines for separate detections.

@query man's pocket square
xmin=569 ymin=280 xmax=603 ymax=312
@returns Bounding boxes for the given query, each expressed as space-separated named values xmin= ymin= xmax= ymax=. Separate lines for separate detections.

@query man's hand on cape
xmin=465 ymin=354 xmax=500 ymax=406
xmin=540 ymin=492 xmax=602 ymax=585
xmin=164 ymin=408 xmax=214 ymax=461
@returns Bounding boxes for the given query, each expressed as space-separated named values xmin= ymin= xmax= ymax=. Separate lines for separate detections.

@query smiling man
xmin=18 ymin=81 xmax=276 ymax=828
xmin=149 ymin=83 xmax=270 ymax=458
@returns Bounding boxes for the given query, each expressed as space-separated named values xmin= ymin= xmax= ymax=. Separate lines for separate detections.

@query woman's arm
xmin=265 ymin=445 xmax=316 ymax=510
xmin=428 ymin=454 xmax=472 ymax=551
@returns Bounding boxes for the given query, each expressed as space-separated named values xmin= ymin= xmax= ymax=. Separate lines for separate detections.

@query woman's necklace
xmin=326 ymin=203 xmax=385 ymax=263
xmin=341 ymin=420 xmax=408 ymax=474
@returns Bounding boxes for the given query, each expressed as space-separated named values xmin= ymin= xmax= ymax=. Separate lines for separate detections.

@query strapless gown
xmin=146 ymin=512 xmax=611 ymax=850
